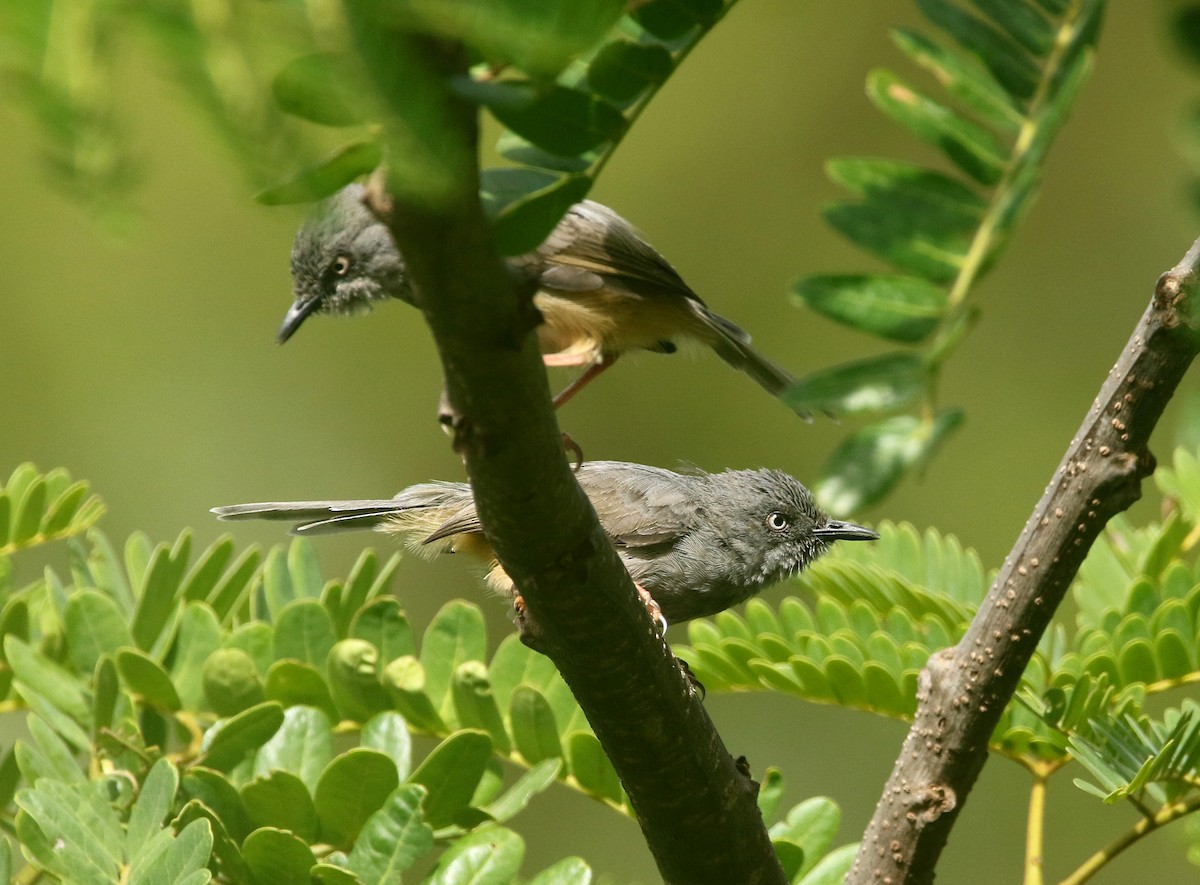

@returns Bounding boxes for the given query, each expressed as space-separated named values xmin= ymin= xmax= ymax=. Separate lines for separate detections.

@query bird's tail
xmin=211 ymin=482 xmax=471 ymax=539
xmin=700 ymin=310 xmax=810 ymax=420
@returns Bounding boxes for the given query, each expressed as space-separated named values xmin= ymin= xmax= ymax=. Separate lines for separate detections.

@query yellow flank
xmin=384 ymin=511 xmax=514 ymax=598
xmin=533 ymin=288 xmax=711 ymax=363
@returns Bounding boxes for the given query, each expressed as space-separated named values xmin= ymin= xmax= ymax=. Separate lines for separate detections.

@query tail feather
xmin=211 ymin=481 xmax=472 ymax=537
xmin=701 ymin=311 xmax=809 ymax=419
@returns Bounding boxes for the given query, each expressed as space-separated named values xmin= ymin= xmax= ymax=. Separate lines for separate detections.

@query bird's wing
xmin=532 ymin=202 xmax=703 ymax=303
xmin=576 ymin=461 xmax=697 ymax=550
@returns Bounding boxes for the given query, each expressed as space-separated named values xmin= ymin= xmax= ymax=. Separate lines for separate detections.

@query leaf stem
xmin=1025 ymin=769 xmax=1049 ymax=885
xmin=1057 ymin=794 xmax=1200 ymax=885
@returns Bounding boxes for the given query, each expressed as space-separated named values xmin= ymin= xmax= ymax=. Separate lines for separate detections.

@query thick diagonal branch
xmin=370 ymin=41 xmax=785 ymax=885
xmin=848 ymin=239 xmax=1200 ymax=884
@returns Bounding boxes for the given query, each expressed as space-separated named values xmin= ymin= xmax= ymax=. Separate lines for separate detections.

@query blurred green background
xmin=4 ymin=1 xmax=1200 ymax=881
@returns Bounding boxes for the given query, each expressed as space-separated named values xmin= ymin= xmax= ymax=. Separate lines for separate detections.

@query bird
xmin=282 ymin=185 xmax=808 ymax=414
xmin=212 ymin=460 xmax=876 ymax=626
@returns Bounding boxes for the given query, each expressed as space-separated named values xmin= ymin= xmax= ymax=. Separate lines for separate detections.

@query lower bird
xmin=282 ymin=186 xmax=807 ymax=414
xmin=212 ymin=461 xmax=876 ymax=626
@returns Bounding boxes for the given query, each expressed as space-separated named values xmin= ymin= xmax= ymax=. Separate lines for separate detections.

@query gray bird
xmin=283 ymin=185 xmax=807 ymax=414
xmin=212 ymin=461 xmax=876 ymax=625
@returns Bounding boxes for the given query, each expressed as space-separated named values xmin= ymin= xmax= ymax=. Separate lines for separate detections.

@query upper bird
xmin=283 ymin=185 xmax=807 ymax=413
xmin=212 ymin=460 xmax=876 ymax=625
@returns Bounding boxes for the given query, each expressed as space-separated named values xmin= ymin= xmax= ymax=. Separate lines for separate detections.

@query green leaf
xmin=362 ymin=711 xmax=413 ymax=781
xmin=6 ymin=636 xmax=90 ymax=738
xmin=16 ymin=779 xmax=123 ymax=877
xmin=347 ymin=784 xmax=433 ymax=884
xmin=865 ymin=68 xmax=1005 ymax=185
xmin=588 ymin=40 xmax=674 ymax=106
xmin=180 ymin=536 xmax=235 ymax=602
xmin=257 ymin=140 xmax=382 ymax=205
xmin=132 ymin=534 xmax=191 ymax=654
xmin=264 ymin=659 xmax=340 ymax=723
xmin=796 ymin=844 xmax=858 ymax=885
xmin=480 ymin=167 xmax=591 ymax=256
xmin=769 ymin=797 xmax=841 ymax=880
xmin=565 ymin=732 xmax=623 ymax=805
xmin=382 ymin=656 xmax=446 ymax=732
xmin=181 ymin=767 xmax=252 ymax=843
xmin=633 ymin=0 xmax=722 ymax=39
xmin=527 ymin=857 xmax=593 ymax=885
xmin=20 ymin=714 xmax=87 ymax=786
xmin=316 ymin=748 xmax=400 ymax=847
xmin=350 ymin=597 xmax=416 ymax=664
xmin=816 ymin=409 xmax=964 ymax=515
xmin=425 ymin=826 xmax=525 ymax=885
xmin=241 ymin=770 xmax=320 ymax=841
xmin=241 ymin=827 xmax=316 ymax=885
xmin=200 ymin=702 xmax=286 ymax=772
xmin=275 ymin=599 xmax=338 ymax=667
xmin=12 ymin=477 xmax=46 ymax=545
xmin=204 ymin=647 xmax=266 ymax=716
xmin=756 ymin=768 xmax=786 ymax=825
xmin=422 ymin=601 xmax=488 ymax=724
xmin=784 ymin=353 xmax=926 ymax=416
xmin=484 ymin=758 xmax=562 ymax=823
xmin=93 ymin=655 xmax=119 ymax=735
xmin=409 ymin=730 xmax=493 ymax=829
xmin=510 ymin=685 xmax=563 ymax=764
xmin=170 ymin=602 xmax=223 ymax=711
xmin=452 ymin=661 xmax=512 ymax=754
xmin=889 ymin=27 xmax=1022 ymax=133
xmin=327 ymin=638 xmax=390 ymax=722
xmin=466 ymin=81 xmax=626 ymax=157
xmin=273 ymin=52 xmax=366 ymax=127
xmin=117 ymin=647 xmax=182 ymax=711
xmin=793 ymin=274 xmax=947 ymax=343
xmin=253 ymin=705 xmax=334 ymax=793
xmin=127 ymin=758 xmax=179 ymax=856
xmin=127 ymin=818 xmax=212 ymax=885
xmin=916 ymin=0 xmax=1040 ymax=98
xmin=64 ymin=589 xmax=135 ymax=674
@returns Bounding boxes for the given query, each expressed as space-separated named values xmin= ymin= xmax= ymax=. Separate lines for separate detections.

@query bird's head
xmin=712 ymin=468 xmax=878 ymax=588
xmin=279 ymin=184 xmax=411 ymax=343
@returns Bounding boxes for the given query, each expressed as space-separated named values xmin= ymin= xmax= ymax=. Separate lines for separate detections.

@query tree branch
xmin=848 ymin=237 xmax=1200 ymax=884
xmin=372 ymin=39 xmax=786 ymax=885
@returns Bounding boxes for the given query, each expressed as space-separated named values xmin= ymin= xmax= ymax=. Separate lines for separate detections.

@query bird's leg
xmin=634 ymin=582 xmax=668 ymax=637
xmin=549 ymin=354 xmax=617 ymax=410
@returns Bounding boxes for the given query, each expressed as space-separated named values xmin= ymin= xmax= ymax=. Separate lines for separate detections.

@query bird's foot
xmin=513 ymin=593 xmax=546 ymax=652
xmin=634 ymin=583 xmax=668 ymax=637
xmin=562 ymin=432 xmax=584 ymax=471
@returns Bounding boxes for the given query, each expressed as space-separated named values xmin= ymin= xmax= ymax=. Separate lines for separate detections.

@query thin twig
xmin=1057 ymin=794 xmax=1200 ymax=885
xmin=1025 ymin=770 xmax=1048 ymax=885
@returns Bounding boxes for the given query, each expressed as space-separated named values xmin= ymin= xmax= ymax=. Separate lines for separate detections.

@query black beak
xmin=813 ymin=519 xmax=879 ymax=541
xmin=277 ymin=295 xmax=322 ymax=344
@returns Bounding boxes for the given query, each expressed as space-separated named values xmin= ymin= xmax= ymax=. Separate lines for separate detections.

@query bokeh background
xmin=4 ymin=1 xmax=1200 ymax=881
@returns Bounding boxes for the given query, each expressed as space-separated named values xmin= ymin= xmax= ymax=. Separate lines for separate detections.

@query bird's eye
xmin=766 ymin=512 xmax=790 ymax=532
xmin=332 ymin=255 xmax=352 ymax=276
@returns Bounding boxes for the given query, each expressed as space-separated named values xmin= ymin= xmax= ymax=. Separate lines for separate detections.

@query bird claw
xmin=634 ymin=583 xmax=668 ymax=637
xmin=562 ymin=432 xmax=584 ymax=471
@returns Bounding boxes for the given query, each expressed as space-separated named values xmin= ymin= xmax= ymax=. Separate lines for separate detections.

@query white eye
xmin=766 ymin=512 xmax=789 ymax=532
xmin=332 ymin=255 xmax=352 ymax=275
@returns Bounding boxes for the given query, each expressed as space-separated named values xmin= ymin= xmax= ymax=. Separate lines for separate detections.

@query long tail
xmin=212 ymin=481 xmax=471 ymax=536
xmin=700 ymin=310 xmax=810 ymax=420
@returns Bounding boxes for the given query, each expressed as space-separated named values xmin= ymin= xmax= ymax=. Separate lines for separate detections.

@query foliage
xmin=790 ymin=0 xmax=1106 ymax=515
xmin=0 ymin=463 xmax=851 ymax=882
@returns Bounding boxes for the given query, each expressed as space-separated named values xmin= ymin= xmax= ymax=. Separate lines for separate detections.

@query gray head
xmin=698 ymin=468 xmax=877 ymax=589
xmin=280 ymin=184 xmax=411 ymax=343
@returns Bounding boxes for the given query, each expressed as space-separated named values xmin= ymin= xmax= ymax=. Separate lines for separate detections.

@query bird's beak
xmin=277 ymin=295 xmax=322 ymax=344
xmin=813 ymin=519 xmax=879 ymax=541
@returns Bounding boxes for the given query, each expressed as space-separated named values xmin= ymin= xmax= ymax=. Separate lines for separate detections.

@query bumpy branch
xmin=848 ymin=238 xmax=1200 ymax=884
xmin=372 ymin=38 xmax=786 ymax=885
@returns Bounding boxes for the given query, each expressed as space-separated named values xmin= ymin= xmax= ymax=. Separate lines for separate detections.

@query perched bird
xmin=213 ymin=461 xmax=876 ymax=626
xmin=282 ymin=185 xmax=807 ymax=414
